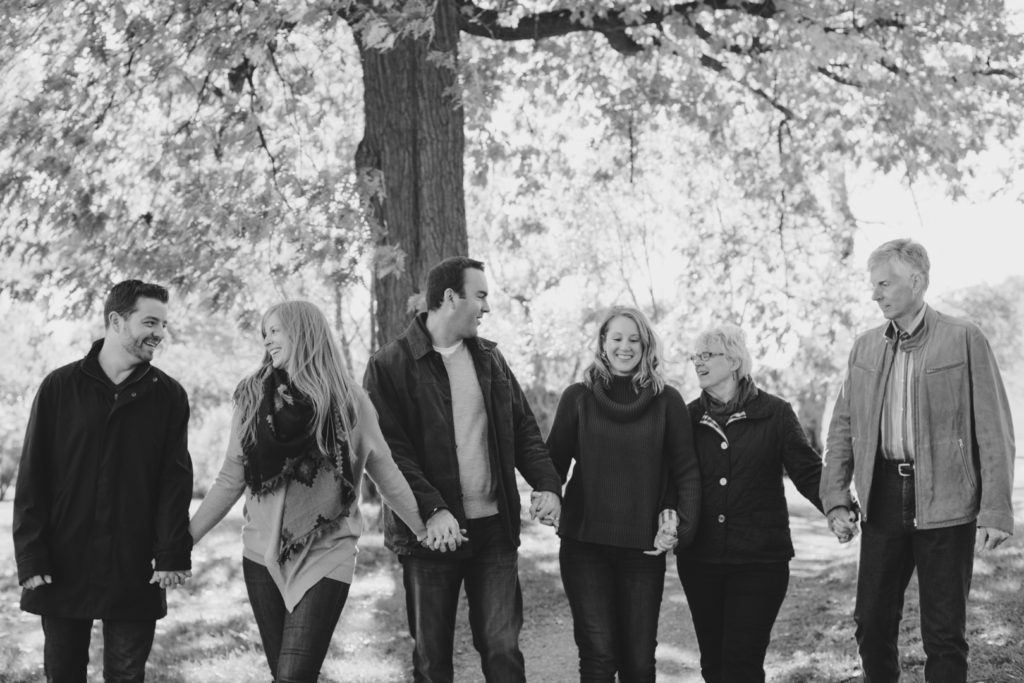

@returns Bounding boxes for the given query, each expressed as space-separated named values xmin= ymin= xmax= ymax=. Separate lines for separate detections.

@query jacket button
xmin=719 ymin=477 xmax=727 ymax=486
xmin=719 ymin=442 xmax=728 ymax=450
xmin=717 ymin=514 xmax=725 ymax=523
xmin=152 ymin=377 xmax=158 ymax=382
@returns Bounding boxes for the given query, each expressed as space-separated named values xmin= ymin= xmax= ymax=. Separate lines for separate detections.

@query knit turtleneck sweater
xmin=546 ymin=374 xmax=700 ymax=550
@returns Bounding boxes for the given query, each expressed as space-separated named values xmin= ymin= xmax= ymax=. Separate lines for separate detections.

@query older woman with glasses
xmin=677 ymin=324 xmax=825 ymax=683
xmin=547 ymin=306 xmax=700 ymax=682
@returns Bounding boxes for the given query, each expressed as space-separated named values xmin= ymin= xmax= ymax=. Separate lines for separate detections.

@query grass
xmin=2 ymin=467 xmax=1023 ymax=682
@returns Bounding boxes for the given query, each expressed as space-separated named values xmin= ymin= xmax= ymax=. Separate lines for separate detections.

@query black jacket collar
xmin=404 ymin=313 xmax=495 ymax=360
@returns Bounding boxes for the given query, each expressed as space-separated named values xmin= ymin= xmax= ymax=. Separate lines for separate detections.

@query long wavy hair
xmin=582 ymin=306 xmax=665 ymax=395
xmin=235 ymin=301 xmax=358 ymax=451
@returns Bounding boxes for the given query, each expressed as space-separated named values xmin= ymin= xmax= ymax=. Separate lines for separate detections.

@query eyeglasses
xmin=689 ymin=352 xmax=725 ymax=363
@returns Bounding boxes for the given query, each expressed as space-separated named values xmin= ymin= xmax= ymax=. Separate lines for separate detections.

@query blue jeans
xmin=855 ymin=461 xmax=976 ymax=683
xmin=41 ymin=616 xmax=155 ymax=682
xmin=559 ymin=537 xmax=666 ymax=683
xmin=242 ymin=557 xmax=350 ymax=683
xmin=399 ymin=514 xmax=525 ymax=683
xmin=676 ymin=558 xmax=790 ymax=683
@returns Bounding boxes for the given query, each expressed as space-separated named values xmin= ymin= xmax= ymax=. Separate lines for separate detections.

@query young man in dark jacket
xmin=13 ymin=280 xmax=193 ymax=682
xmin=363 ymin=256 xmax=561 ymax=682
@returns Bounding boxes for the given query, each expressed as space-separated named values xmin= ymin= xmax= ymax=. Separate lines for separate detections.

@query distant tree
xmin=938 ymin=276 xmax=1024 ymax=375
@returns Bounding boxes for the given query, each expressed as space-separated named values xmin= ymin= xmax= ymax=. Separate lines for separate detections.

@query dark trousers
xmin=855 ymin=462 xmax=976 ymax=683
xmin=559 ymin=536 xmax=666 ymax=683
xmin=243 ymin=557 xmax=350 ymax=683
xmin=676 ymin=558 xmax=790 ymax=683
xmin=41 ymin=615 xmax=156 ymax=683
xmin=399 ymin=515 xmax=525 ymax=683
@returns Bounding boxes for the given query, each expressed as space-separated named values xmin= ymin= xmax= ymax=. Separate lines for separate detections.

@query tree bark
xmin=355 ymin=0 xmax=467 ymax=349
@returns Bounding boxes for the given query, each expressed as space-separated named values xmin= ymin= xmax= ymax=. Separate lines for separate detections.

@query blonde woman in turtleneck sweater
xmin=546 ymin=306 xmax=701 ymax=683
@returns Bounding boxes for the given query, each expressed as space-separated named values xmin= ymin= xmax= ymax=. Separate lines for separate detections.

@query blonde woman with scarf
xmin=189 ymin=301 xmax=426 ymax=682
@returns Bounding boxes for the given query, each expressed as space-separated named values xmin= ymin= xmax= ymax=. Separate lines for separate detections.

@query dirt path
xmin=2 ymin=471 xmax=1022 ymax=682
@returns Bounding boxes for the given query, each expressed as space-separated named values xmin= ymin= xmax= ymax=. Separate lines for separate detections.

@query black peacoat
xmin=13 ymin=339 xmax=193 ymax=620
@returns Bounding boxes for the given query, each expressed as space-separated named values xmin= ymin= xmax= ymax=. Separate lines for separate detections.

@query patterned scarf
xmin=241 ymin=368 xmax=357 ymax=565
xmin=699 ymin=375 xmax=759 ymax=425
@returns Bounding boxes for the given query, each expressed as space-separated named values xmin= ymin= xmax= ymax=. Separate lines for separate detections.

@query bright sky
xmin=849 ymin=176 xmax=1024 ymax=296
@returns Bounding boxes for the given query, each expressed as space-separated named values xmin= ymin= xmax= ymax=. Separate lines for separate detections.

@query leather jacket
xmin=363 ymin=314 xmax=561 ymax=556
xmin=821 ymin=306 xmax=1015 ymax=533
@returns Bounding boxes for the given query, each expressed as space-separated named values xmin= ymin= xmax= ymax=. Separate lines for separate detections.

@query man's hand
xmin=529 ymin=491 xmax=561 ymax=527
xmin=976 ymin=527 xmax=1011 ymax=553
xmin=423 ymin=509 xmax=468 ymax=552
xmin=644 ymin=509 xmax=680 ymax=556
xmin=827 ymin=506 xmax=859 ymax=544
xmin=21 ymin=575 xmax=52 ymax=590
xmin=150 ymin=570 xmax=192 ymax=589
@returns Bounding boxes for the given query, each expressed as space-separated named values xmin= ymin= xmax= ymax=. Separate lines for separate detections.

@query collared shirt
xmin=879 ymin=304 xmax=928 ymax=462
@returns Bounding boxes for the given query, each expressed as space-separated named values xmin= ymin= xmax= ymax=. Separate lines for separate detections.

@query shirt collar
xmin=884 ymin=304 xmax=928 ymax=345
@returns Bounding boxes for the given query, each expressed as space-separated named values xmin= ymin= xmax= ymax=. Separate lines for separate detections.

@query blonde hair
xmin=235 ymin=301 xmax=357 ymax=452
xmin=583 ymin=306 xmax=666 ymax=394
xmin=693 ymin=324 xmax=753 ymax=382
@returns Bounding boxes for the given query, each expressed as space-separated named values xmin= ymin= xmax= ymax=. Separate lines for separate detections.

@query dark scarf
xmin=699 ymin=375 xmax=759 ymax=424
xmin=241 ymin=368 xmax=357 ymax=565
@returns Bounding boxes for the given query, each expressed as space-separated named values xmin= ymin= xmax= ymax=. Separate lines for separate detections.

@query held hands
xmin=150 ymin=570 xmax=192 ymax=589
xmin=827 ymin=506 xmax=860 ymax=544
xmin=645 ymin=509 xmax=680 ymax=556
xmin=422 ymin=509 xmax=469 ymax=552
xmin=529 ymin=491 xmax=561 ymax=527
xmin=976 ymin=527 xmax=1010 ymax=553
xmin=21 ymin=575 xmax=52 ymax=590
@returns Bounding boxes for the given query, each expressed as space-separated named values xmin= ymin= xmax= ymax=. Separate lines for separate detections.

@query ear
xmin=913 ymin=271 xmax=927 ymax=295
xmin=444 ymin=288 xmax=456 ymax=307
xmin=108 ymin=311 xmax=122 ymax=331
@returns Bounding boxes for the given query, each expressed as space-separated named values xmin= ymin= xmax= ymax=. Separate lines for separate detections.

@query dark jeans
xmin=41 ymin=615 xmax=156 ymax=683
xmin=559 ymin=536 xmax=666 ymax=683
xmin=676 ymin=558 xmax=790 ymax=683
xmin=399 ymin=514 xmax=525 ymax=683
xmin=243 ymin=557 xmax=350 ymax=683
xmin=855 ymin=461 xmax=976 ymax=683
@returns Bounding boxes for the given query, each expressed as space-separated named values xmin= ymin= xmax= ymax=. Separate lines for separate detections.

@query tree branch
xmin=698 ymin=53 xmax=796 ymax=119
xmin=455 ymin=0 xmax=776 ymax=54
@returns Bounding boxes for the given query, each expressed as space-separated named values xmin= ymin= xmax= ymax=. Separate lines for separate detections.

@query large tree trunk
xmin=354 ymin=0 xmax=467 ymax=350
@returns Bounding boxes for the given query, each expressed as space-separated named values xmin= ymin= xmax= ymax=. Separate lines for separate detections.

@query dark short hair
xmin=103 ymin=280 xmax=169 ymax=328
xmin=425 ymin=257 xmax=484 ymax=311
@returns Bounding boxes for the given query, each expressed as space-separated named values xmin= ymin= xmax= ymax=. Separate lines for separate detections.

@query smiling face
xmin=448 ymin=268 xmax=490 ymax=341
xmin=692 ymin=341 xmax=738 ymax=397
xmin=870 ymin=258 xmax=926 ymax=329
xmin=602 ymin=315 xmax=643 ymax=377
xmin=263 ymin=312 xmax=292 ymax=369
xmin=112 ymin=297 xmax=168 ymax=364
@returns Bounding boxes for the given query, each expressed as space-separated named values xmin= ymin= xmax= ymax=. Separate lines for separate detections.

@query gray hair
xmin=694 ymin=324 xmax=753 ymax=382
xmin=867 ymin=238 xmax=930 ymax=290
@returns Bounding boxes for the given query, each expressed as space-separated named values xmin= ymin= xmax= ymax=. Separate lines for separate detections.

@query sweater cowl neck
xmin=592 ymin=374 xmax=656 ymax=422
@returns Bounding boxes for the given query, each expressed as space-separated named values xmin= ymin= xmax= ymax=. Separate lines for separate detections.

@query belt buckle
xmin=897 ymin=462 xmax=914 ymax=477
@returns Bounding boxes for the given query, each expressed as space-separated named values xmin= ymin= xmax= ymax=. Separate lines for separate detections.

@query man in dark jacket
xmin=13 ymin=280 xmax=193 ymax=682
xmin=363 ymin=256 xmax=561 ymax=683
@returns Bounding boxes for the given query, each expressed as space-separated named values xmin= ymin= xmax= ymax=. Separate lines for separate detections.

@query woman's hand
xmin=644 ymin=509 xmax=680 ymax=555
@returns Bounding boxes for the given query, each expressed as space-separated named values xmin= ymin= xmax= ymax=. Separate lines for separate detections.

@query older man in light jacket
xmin=821 ymin=238 xmax=1014 ymax=683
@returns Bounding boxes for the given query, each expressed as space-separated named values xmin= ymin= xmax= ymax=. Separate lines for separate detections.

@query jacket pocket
xmin=956 ymin=438 xmax=976 ymax=489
